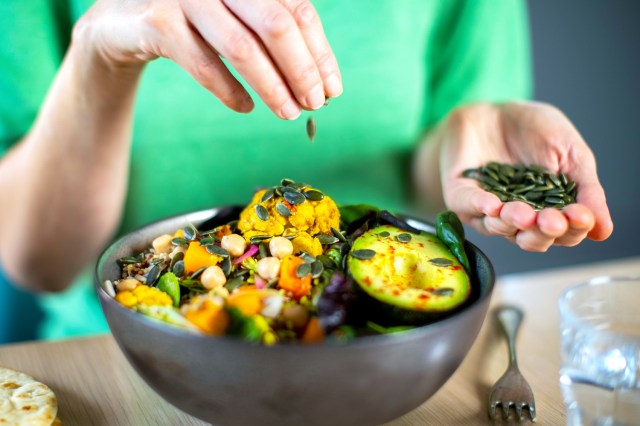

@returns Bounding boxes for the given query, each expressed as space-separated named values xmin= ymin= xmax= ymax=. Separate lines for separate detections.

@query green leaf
xmin=338 ymin=204 xmax=379 ymax=225
xmin=366 ymin=321 xmax=414 ymax=334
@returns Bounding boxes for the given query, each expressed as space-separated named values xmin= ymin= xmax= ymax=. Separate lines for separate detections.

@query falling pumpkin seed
xmin=306 ymin=116 xmax=316 ymax=142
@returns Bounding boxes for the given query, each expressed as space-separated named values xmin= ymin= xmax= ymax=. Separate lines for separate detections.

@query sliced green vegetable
xmin=157 ymin=272 xmax=181 ymax=307
xmin=226 ymin=307 xmax=262 ymax=342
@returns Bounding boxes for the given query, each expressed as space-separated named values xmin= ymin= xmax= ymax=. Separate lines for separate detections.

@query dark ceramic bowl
xmin=95 ymin=206 xmax=495 ymax=426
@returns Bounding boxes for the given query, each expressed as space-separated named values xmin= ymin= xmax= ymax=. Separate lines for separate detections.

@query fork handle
xmin=495 ymin=305 xmax=524 ymax=368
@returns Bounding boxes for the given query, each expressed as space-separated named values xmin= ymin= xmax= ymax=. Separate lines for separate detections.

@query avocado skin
xmin=347 ymin=225 xmax=472 ymax=326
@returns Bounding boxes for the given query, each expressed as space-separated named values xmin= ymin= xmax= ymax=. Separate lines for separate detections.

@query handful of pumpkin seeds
xmin=463 ymin=162 xmax=577 ymax=210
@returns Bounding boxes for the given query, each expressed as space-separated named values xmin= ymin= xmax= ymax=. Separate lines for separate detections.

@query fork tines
xmin=489 ymin=400 xmax=536 ymax=421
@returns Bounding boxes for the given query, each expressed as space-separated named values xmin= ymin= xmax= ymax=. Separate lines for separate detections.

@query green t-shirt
xmin=0 ymin=1 xmax=531 ymax=339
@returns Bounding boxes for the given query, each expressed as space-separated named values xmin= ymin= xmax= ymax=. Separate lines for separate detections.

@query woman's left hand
xmin=414 ymin=101 xmax=613 ymax=252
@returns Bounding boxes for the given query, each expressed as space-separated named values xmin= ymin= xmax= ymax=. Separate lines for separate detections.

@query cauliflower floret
xmin=115 ymin=285 xmax=173 ymax=308
xmin=238 ymin=187 xmax=340 ymax=248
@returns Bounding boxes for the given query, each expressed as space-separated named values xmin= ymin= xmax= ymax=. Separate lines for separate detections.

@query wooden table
xmin=1 ymin=256 xmax=639 ymax=425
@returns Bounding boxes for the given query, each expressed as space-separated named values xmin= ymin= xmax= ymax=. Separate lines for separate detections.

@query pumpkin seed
xmin=183 ymin=224 xmax=197 ymax=241
xmin=310 ymin=260 xmax=323 ymax=278
xmin=463 ymin=162 xmax=578 ymax=210
xmin=146 ymin=265 xmax=161 ymax=287
xmin=250 ymin=234 xmax=272 ymax=244
xmin=396 ymin=233 xmax=412 ymax=243
xmin=296 ymin=262 xmax=311 ymax=278
xmin=256 ymin=204 xmax=269 ymax=221
xmin=261 ymin=188 xmax=275 ymax=202
xmin=431 ymin=287 xmax=454 ymax=296
xmin=190 ymin=266 xmax=207 ymax=280
xmin=151 ymin=258 xmax=165 ymax=266
xmin=378 ymin=231 xmax=391 ymax=238
xmin=221 ymin=256 xmax=232 ymax=277
xmin=303 ymin=189 xmax=324 ymax=201
xmin=117 ymin=256 xmax=140 ymax=266
xmin=429 ymin=258 xmax=453 ymax=267
xmin=351 ymin=249 xmax=376 ymax=260
xmin=171 ymin=237 xmax=188 ymax=247
xmin=172 ymin=260 xmax=185 ymax=277
xmin=276 ymin=202 xmax=292 ymax=217
xmin=280 ymin=178 xmax=295 ymax=187
xmin=317 ymin=234 xmax=339 ymax=245
xmin=331 ymin=227 xmax=347 ymax=243
xmin=169 ymin=251 xmax=184 ymax=270
xmin=206 ymin=245 xmax=229 ymax=257
xmin=299 ymin=252 xmax=316 ymax=263
xmin=259 ymin=242 xmax=268 ymax=259
xmin=180 ymin=279 xmax=205 ymax=290
xmin=319 ymin=255 xmax=337 ymax=270
xmin=283 ymin=189 xmax=306 ymax=205
xmin=306 ymin=116 xmax=316 ymax=142
xmin=225 ymin=277 xmax=244 ymax=292
xmin=288 ymin=182 xmax=308 ymax=191
xmin=199 ymin=237 xmax=216 ymax=246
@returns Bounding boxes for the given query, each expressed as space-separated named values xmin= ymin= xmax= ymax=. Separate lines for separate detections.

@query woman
xmin=0 ymin=0 xmax=612 ymax=339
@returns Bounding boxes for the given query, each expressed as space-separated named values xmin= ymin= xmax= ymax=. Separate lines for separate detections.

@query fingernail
xmin=281 ymin=99 xmax=301 ymax=120
xmin=306 ymin=84 xmax=326 ymax=110
xmin=325 ymin=73 xmax=343 ymax=98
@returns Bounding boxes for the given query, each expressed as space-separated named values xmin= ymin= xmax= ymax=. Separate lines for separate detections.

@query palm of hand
xmin=439 ymin=102 xmax=612 ymax=252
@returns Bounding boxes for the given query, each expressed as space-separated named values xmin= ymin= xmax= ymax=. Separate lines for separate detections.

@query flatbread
xmin=0 ymin=366 xmax=58 ymax=425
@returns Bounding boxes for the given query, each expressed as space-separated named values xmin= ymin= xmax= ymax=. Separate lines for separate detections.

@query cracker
xmin=0 ymin=366 xmax=58 ymax=425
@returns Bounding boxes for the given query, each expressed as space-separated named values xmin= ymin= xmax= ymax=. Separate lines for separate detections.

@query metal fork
xmin=488 ymin=305 xmax=537 ymax=422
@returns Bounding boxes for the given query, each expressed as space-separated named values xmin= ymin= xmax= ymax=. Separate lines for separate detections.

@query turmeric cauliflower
xmin=238 ymin=184 xmax=340 ymax=257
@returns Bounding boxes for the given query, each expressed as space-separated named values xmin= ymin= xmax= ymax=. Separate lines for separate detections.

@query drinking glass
xmin=558 ymin=276 xmax=640 ymax=426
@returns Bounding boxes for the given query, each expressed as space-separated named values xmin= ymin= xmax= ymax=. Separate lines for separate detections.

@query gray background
xmin=470 ymin=0 xmax=640 ymax=275
xmin=2 ymin=0 xmax=639 ymax=343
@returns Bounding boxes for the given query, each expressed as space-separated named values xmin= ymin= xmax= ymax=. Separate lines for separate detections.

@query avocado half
xmin=348 ymin=225 xmax=471 ymax=325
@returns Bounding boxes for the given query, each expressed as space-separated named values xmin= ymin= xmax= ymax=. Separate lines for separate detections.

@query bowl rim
xmin=95 ymin=206 xmax=495 ymax=349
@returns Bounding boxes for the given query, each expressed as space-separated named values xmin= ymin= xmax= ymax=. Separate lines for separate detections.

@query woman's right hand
xmin=75 ymin=0 xmax=343 ymax=119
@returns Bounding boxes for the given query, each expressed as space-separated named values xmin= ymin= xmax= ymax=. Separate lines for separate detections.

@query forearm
xmin=0 ymin=39 xmax=143 ymax=292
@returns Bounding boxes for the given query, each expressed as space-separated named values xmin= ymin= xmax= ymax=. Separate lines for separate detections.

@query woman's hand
xmin=415 ymin=101 xmax=613 ymax=252
xmin=75 ymin=0 xmax=342 ymax=119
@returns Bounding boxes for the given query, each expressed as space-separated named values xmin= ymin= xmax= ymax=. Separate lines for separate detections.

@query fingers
xmin=180 ymin=0 xmax=341 ymax=119
xmin=460 ymin=193 xmax=595 ymax=252
xmin=445 ymin=183 xmax=502 ymax=223
xmin=180 ymin=0 xmax=300 ymax=119
xmin=481 ymin=202 xmax=536 ymax=237
xmin=223 ymin=0 xmax=326 ymax=110
xmin=280 ymin=0 xmax=342 ymax=97
xmin=167 ymin=24 xmax=254 ymax=113
xmin=574 ymin=180 xmax=613 ymax=241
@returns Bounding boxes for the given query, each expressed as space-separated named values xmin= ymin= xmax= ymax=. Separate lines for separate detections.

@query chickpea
xmin=201 ymin=265 xmax=227 ymax=290
xmin=116 ymin=278 xmax=139 ymax=292
xmin=282 ymin=304 xmax=309 ymax=329
xmin=152 ymin=234 xmax=173 ymax=254
xmin=257 ymin=257 xmax=280 ymax=281
xmin=169 ymin=245 xmax=186 ymax=259
xmin=221 ymin=233 xmax=246 ymax=257
xmin=269 ymin=236 xmax=293 ymax=259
